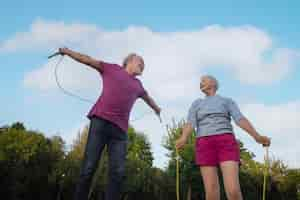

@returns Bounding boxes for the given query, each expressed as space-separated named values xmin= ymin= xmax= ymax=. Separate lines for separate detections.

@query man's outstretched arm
xmin=59 ymin=48 xmax=104 ymax=72
xmin=141 ymin=93 xmax=161 ymax=118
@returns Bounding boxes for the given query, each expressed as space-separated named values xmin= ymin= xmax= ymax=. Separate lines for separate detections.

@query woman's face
xmin=200 ymin=77 xmax=214 ymax=93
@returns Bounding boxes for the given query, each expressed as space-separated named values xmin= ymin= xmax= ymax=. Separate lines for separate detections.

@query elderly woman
xmin=176 ymin=75 xmax=271 ymax=200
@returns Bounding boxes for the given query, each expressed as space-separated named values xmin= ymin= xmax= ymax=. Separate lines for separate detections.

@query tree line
xmin=0 ymin=122 xmax=299 ymax=200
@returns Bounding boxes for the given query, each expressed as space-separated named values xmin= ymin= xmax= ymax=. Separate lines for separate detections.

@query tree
xmin=163 ymin=120 xmax=204 ymax=200
xmin=10 ymin=122 xmax=26 ymax=131
xmin=0 ymin=122 xmax=66 ymax=200
xmin=2 ymin=121 xmax=299 ymax=200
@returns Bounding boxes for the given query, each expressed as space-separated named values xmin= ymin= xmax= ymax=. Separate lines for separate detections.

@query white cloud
xmin=0 ymin=19 xmax=298 ymax=99
xmin=0 ymin=19 xmax=99 ymax=52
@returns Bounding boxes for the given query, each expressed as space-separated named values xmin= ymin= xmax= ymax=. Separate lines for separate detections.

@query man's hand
xmin=155 ymin=107 xmax=161 ymax=115
xmin=155 ymin=107 xmax=162 ymax=122
xmin=254 ymin=135 xmax=271 ymax=147
xmin=175 ymin=136 xmax=188 ymax=150
xmin=59 ymin=47 xmax=70 ymax=56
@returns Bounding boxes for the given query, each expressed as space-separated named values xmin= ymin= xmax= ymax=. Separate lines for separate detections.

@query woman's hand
xmin=175 ymin=136 xmax=188 ymax=150
xmin=254 ymin=135 xmax=271 ymax=147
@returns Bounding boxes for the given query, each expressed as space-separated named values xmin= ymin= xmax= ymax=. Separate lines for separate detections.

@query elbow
xmin=238 ymin=117 xmax=245 ymax=123
xmin=237 ymin=116 xmax=246 ymax=124
xmin=235 ymin=118 xmax=244 ymax=127
xmin=236 ymin=117 xmax=250 ymax=129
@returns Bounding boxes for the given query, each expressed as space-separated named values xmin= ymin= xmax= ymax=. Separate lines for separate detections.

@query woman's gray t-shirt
xmin=187 ymin=95 xmax=244 ymax=138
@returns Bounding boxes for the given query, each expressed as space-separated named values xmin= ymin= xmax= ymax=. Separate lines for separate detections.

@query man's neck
xmin=125 ymin=66 xmax=136 ymax=76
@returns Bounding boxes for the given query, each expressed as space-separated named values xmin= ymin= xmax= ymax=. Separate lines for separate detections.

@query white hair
xmin=202 ymin=75 xmax=219 ymax=90
xmin=122 ymin=53 xmax=144 ymax=68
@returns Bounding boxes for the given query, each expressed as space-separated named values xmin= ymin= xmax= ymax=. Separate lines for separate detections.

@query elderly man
xmin=58 ymin=48 xmax=161 ymax=200
xmin=176 ymin=75 xmax=271 ymax=200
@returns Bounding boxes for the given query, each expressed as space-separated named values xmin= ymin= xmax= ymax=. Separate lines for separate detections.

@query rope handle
xmin=176 ymin=148 xmax=180 ymax=200
xmin=262 ymin=146 xmax=269 ymax=200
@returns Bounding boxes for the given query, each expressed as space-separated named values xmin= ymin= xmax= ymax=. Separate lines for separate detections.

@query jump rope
xmin=49 ymin=53 xmax=270 ymax=200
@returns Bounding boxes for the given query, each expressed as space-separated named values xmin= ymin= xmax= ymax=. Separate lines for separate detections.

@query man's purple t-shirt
xmin=87 ymin=61 xmax=147 ymax=132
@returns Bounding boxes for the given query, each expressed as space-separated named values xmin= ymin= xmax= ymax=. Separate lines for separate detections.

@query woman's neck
xmin=205 ymin=90 xmax=216 ymax=97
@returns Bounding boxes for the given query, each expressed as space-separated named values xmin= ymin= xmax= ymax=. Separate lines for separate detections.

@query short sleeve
xmin=98 ymin=61 xmax=117 ymax=74
xmin=227 ymin=98 xmax=244 ymax=123
xmin=187 ymin=101 xmax=199 ymax=129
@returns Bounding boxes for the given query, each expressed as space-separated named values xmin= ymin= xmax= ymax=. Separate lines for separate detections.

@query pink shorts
xmin=195 ymin=133 xmax=240 ymax=166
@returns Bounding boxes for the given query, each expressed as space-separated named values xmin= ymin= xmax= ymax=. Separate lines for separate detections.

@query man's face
xmin=200 ymin=77 xmax=214 ymax=93
xmin=130 ymin=56 xmax=144 ymax=76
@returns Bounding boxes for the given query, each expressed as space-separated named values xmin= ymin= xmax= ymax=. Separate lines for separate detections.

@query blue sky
xmin=1 ymin=0 xmax=300 ymax=168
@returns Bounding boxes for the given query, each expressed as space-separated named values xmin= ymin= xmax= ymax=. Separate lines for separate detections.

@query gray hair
xmin=202 ymin=75 xmax=219 ymax=90
xmin=122 ymin=53 xmax=138 ymax=67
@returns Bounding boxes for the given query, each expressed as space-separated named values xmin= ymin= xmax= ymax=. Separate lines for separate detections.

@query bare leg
xmin=220 ymin=161 xmax=243 ymax=200
xmin=200 ymin=166 xmax=220 ymax=200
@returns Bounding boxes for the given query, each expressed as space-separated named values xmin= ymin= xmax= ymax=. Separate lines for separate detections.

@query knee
xmin=226 ymin=187 xmax=242 ymax=200
xmin=110 ymin=166 xmax=125 ymax=182
xmin=205 ymin=183 xmax=219 ymax=199
xmin=80 ymin=160 xmax=97 ymax=178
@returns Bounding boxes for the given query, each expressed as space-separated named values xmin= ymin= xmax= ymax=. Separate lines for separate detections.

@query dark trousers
xmin=74 ymin=117 xmax=127 ymax=200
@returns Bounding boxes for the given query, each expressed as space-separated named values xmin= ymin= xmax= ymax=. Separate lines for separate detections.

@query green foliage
xmin=0 ymin=122 xmax=66 ymax=200
xmin=1 ymin=121 xmax=299 ymax=200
